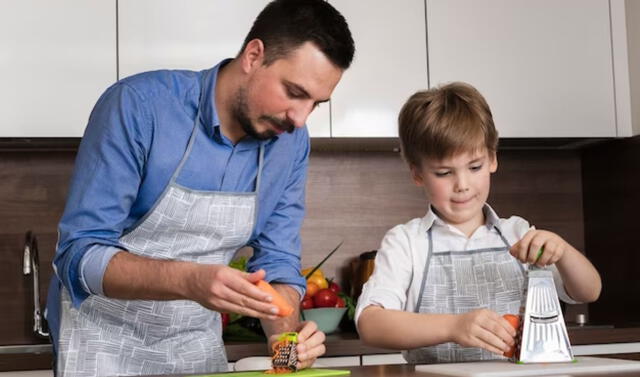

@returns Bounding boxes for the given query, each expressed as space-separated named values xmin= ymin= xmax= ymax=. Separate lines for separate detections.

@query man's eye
xmin=287 ymin=89 xmax=304 ymax=98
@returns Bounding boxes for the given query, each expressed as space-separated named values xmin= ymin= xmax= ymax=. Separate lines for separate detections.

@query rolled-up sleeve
xmin=54 ymin=82 xmax=150 ymax=307
xmin=355 ymin=224 xmax=414 ymax=327
xmin=247 ymin=132 xmax=310 ymax=299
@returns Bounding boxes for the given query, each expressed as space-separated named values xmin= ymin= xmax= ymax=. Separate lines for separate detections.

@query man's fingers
xmin=225 ymin=271 xmax=273 ymax=302
xmin=222 ymin=287 xmax=279 ymax=316
xmin=296 ymin=320 xmax=319 ymax=343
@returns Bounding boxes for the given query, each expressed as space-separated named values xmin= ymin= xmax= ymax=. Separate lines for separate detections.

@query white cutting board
xmin=415 ymin=356 xmax=640 ymax=377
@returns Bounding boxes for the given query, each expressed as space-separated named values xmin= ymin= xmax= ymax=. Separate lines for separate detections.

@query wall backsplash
xmin=0 ymin=144 xmax=587 ymax=347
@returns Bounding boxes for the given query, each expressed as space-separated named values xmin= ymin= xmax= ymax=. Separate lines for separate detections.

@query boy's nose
xmin=454 ymin=176 xmax=470 ymax=192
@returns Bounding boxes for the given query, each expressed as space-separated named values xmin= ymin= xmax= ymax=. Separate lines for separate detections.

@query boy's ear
xmin=410 ymin=165 xmax=425 ymax=186
xmin=489 ymin=152 xmax=498 ymax=173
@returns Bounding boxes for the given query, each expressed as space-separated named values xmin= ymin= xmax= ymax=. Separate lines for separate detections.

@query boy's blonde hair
xmin=398 ymin=82 xmax=498 ymax=168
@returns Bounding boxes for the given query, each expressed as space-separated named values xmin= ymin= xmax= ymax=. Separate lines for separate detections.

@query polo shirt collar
xmin=420 ymin=203 xmax=503 ymax=233
xmin=201 ymin=59 xmax=277 ymax=151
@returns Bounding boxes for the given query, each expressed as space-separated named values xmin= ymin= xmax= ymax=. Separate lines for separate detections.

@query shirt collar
xmin=201 ymin=59 xmax=276 ymax=151
xmin=420 ymin=203 xmax=503 ymax=233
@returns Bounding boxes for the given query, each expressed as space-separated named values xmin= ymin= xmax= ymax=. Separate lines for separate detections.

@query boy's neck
xmin=432 ymin=206 xmax=487 ymax=238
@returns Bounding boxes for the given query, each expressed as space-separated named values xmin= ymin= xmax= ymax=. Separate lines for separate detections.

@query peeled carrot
xmin=503 ymin=314 xmax=521 ymax=358
xmin=255 ymin=280 xmax=294 ymax=317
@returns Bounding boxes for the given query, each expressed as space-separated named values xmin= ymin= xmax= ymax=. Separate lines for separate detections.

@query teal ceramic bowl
xmin=301 ymin=307 xmax=347 ymax=334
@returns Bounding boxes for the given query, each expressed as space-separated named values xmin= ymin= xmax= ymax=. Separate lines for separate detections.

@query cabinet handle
xmin=23 ymin=231 xmax=50 ymax=339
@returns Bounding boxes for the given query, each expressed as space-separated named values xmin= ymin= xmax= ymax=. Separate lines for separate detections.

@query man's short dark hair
xmin=240 ymin=0 xmax=355 ymax=69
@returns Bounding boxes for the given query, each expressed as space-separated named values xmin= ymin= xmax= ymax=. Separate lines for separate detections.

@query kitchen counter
xmin=225 ymin=325 xmax=640 ymax=360
xmin=3 ymin=325 xmax=640 ymax=371
xmin=136 ymin=361 xmax=640 ymax=377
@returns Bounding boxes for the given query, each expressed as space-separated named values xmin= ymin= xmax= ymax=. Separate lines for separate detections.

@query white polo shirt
xmin=355 ymin=205 xmax=577 ymax=328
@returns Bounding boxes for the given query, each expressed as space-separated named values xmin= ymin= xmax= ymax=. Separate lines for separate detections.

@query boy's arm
xmin=553 ymin=244 xmax=601 ymax=303
xmin=510 ymin=229 xmax=601 ymax=303
xmin=358 ymin=305 xmax=515 ymax=355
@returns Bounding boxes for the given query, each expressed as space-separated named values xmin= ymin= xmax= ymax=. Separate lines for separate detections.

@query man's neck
xmin=214 ymin=59 xmax=246 ymax=144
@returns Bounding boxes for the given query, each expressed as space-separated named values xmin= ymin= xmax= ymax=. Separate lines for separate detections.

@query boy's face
xmin=411 ymin=149 xmax=497 ymax=231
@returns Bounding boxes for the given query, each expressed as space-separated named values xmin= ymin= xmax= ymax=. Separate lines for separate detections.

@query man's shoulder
xmin=116 ymin=69 xmax=201 ymax=101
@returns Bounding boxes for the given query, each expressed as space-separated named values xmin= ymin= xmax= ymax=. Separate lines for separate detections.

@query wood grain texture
xmin=0 ymin=147 xmax=588 ymax=349
xmin=0 ymin=151 xmax=74 ymax=345
xmin=582 ymin=136 xmax=640 ymax=325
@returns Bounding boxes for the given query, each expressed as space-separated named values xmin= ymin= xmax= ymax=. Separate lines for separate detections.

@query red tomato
xmin=328 ymin=282 xmax=341 ymax=294
xmin=301 ymin=297 xmax=315 ymax=310
xmin=334 ymin=296 xmax=345 ymax=308
xmin=313 ymin=288 xmax=338 ymax=308
xmin=221 ymin=313 xmax=230 ymax=329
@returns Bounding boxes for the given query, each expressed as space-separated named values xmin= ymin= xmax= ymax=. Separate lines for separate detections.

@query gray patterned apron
xmin=406 ymin=226 xmax=525 ymax=364
xmin=57 ymin=74 xmax=264 ymax=377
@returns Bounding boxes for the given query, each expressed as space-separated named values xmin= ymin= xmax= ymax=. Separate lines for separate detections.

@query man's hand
xmin=450 ymin=309 xmax=516 ymax=356
xmin=186 ymin=265 xmax=279 ymax=320
xmin=268 ymin=321 xmax=326 ymax=370
xmin=510 ymin=229 xmax=568 ymax=267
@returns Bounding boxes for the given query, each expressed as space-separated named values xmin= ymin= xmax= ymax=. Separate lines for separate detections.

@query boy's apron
xmin=406 ymin=226 xmax=525 ymax=364
xmin=57 ymin=72 xmax=264 ymax=377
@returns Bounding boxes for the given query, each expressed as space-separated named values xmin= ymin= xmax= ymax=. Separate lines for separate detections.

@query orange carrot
xmin=503 ymin=314 xmax=521 ymax=358
xmin=255 ymin=280 xmax=294 ymax=317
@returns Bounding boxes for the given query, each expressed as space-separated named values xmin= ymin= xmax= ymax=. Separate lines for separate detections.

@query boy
xmin=355 ymin=82 xmax=601 ymax=363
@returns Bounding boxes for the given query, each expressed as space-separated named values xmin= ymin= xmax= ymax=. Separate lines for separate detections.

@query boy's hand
xmin=510 ymin=229 xmax=567 ymax=267
xmin=450 ymin=309 xmax=516 ymax=356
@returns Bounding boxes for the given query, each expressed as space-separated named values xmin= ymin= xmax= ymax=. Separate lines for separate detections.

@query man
xmin=46 ymin=1 xmax=354 ymax=376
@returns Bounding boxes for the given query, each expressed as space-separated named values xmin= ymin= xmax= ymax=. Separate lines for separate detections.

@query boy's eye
xmin=435 ymin=171 xmax=451 ymax=177
xmin=470 ymin=164 xmax=483 ymax=171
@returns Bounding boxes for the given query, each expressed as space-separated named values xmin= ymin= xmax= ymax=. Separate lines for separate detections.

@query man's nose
xmin=287 ymin=100 xmax=315 ymax=128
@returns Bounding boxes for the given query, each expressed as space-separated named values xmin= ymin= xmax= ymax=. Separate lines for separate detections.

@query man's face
xmin=233 ymin=41 xmax=343 ymax=140
xmin=412 ymin=149 xmax=498 ymax=231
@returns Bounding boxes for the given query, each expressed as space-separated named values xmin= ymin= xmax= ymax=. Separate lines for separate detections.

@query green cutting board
xmin=194 ymin=368 xmax=350 ymax=377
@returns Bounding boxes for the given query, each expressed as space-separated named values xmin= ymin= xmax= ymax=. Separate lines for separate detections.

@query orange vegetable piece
xmin=503 ymin=314 xmax=521 ymax=358
xmin=255 ymin=280 xmax=294 ymax=317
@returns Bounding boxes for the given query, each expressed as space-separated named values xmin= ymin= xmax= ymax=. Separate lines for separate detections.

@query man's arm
xmin=102 ymin=250 xmax=282 ymax=319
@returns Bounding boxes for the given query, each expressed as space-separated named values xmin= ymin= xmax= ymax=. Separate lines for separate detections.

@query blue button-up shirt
xmin=47 ymin=60 xmax=309 ymax=345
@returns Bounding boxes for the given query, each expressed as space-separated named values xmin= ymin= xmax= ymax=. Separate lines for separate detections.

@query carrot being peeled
xmin=255 ymin=280 xmax=294 ymax=317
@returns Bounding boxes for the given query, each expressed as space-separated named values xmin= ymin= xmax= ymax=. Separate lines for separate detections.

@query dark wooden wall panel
xmin=582 ymin=136 xmax=640 ymax=325
xmin=0 ymin=146 xmax=587 ymax=348
xmin=0 ymin=151 xmax=75 ymax=345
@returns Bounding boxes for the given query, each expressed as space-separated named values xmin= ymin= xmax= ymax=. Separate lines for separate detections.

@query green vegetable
xmin=339 ymin=292 xmax=356 ymax=320
xmin=229 ymin=256 xmax=248 ymax=272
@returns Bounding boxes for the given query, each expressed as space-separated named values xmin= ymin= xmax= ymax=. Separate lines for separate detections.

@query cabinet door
xmin=118 ymin=0 xmax=330 ymax=137
xmin=0 ymin=0 xmax=116 ymax=137
xmin=329 ymin=0 xmax=428 ymax=137
xmin=427 ymin=0 xmax=616 ymax=137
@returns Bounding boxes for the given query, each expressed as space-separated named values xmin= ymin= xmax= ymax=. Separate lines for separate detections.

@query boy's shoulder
xmin=496 ymin=215 xmax=531 ymax=241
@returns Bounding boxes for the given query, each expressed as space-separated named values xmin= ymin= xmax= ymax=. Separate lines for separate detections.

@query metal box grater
xmin=514 ymin=267 xmax=574 ymax=363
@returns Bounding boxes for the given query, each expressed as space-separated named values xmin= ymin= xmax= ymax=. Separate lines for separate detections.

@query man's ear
xmin=239 ymin=39 xmax=265 ymax=73
xmin=410 ymin=165 xmax=424 ymax=186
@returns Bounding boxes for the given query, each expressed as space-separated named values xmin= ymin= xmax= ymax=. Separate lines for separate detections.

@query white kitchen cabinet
xmin=427 ymin=0 xmax=617 ymax=137
xmin=117 ymin=0 xmax=330 ymax=137
xmin=328 ymin=0 xmax=428 ymax=137
xmin=0 ymin=0 xmax=116 ymax=137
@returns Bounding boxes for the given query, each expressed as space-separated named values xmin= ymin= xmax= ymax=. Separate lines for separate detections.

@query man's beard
xmin=231 ymin=87 xmax=295 ymax=141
